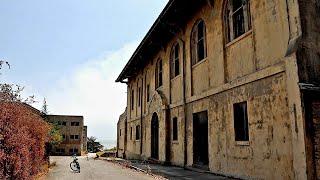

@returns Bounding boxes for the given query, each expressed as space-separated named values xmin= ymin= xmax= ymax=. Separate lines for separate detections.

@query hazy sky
xmin=0 ymin=0 xmax=168 ymax=144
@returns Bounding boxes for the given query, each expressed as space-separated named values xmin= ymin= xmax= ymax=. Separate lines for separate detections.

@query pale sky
xmin=0 ymin=0 xmax=168 ymax=146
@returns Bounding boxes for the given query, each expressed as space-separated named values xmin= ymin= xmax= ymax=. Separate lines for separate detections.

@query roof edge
xmin=115 ymin=0 xmax=176 ymax=82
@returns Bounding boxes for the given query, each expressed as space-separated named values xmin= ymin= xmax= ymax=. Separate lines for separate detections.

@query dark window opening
xmin=147 ymin=84 xmax=150 ymax=102
xmin=69 ymin=148 xmax=79 ymax=154
xmin=136 ymin=125 xmax=140 ymax=140
xmin=171 ymin=43 xmax=180 ymax=79
xmin=173 ymin=117 xmax=178 ymax=141
xmin=70 ymin=135 xmax=80 ymax=140
xmin=234 ymin=102 xmax=249 ymax=141
xmin=156 ymin=60 xmax=163 ymax=88
xmin=120 ymin=129 xmax=122 ymax=137
xmin=225 ymin=0 xmax=251 ymax=43
xmin=56 ymin=148 xmax=65 ymax=153
xmin=191 ymin=20 xmax=207 ymax=66
xmin=71 ymin=122 xmax=80 ymax=126
xmin=138 ymin=87 xmax=141 ymax=107
xmin=58 ymin=121 xmax=67 ymax=126
xmin=197 ymin=21 xmax=205 ymax=61
xmin=131 ymin=90 xmax=134 ymax=110
xmin=130 ymin=127 xmax=133 ymax=140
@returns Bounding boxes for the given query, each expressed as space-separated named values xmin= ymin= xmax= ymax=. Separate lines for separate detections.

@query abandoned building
xmin=116 ymin=0 xmax=320 ymax=179
xmin=46 ymin=115 xmax=87 ymax=156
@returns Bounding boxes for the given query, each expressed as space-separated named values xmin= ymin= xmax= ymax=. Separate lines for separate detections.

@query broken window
xmin=172 ymin=117 xmax=178 ymax=141
xmin=131 ymin=90 xmax=134 ymax=110
xmin=225 ymin=0 xmax=251 ymax=43
xmin=155 ymin=59 xmax=163 ymax=88
xmin=233 ymin=102 xmax=249 ymax=141
xmin=136 ymin=125 xmax=140 ymax=140
xmin=191 ymin=20 xmax=207 ymax=66
xmin=171 ymin=43 xmax=180 ymax=79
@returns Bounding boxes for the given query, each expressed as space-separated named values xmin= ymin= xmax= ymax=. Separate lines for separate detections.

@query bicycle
xmin=70 ymin=154 xmax=80 ymax=173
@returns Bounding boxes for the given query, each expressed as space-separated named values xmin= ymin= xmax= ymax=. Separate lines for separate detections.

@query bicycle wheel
xmin=70 ymin=162 xmax=79 ymax=172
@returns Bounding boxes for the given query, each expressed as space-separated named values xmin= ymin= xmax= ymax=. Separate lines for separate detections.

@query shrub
xmin=0 ymin=103 xmax=50 ymax=179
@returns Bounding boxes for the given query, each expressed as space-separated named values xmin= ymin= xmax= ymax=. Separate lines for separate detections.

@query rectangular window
xmin=62 ymin=121 xmax=67 ymax=126
xmin=138 ymin=87 xmax=141 ymax=107
xmin=62 ymin=135 xmax=66 ymax=140
xmin=131 ymin=90 xmax=134 ymax=110
xmin=159 ymin=61 xmax=163 ymax=87
xmin=197 ymin=21 xmax=206 ymax=61
xmin=71 ymin=122 xmax=80 ymax=126
xmin=130 ymin=127 xmax=133 ymax=140
xmin=56 ymin=148 xmax=65 ymax=153
xmin=70 ymin=135 xmax=80 ymax=140
xmin=136 ymin=125 xmax=140 ymax=140
xmin=174 ymin=45 xmax=180 ymax=77
xmin=120 ymin=129 xmax=122 ymax=136
xmin=234 ymin=102 xmax=249 ymax=141
xmin=69 ymin=148 xmax=79 ymax=154
xmin=156 ymin=60 xmax=163 ymax=88
xmin=147 ymin=84 xmax=150 ymax=102
xmin=173 ymin=117 xmax=178 ymax=141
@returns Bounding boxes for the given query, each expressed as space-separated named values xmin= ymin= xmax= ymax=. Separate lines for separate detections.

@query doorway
xmin=151 ymin=113 xmax=159 ymax=160
xmin=304 ymin=92 xmax=320 ymax=179
xmin=193 ymin=111 xmax=209 ymax=168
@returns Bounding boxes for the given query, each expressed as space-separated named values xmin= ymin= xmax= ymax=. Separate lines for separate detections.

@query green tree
xmin=40 ymin=99 xmax=63 ymax=146
xmin=87 ymin=136 xmax=104 ymax=153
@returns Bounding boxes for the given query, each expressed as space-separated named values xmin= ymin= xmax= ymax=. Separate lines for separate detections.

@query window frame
xmin=172 ymin=117 xmax=178 ymax=141
xmin=191 ymin=19 xmax=207 ymax=66
xmin=71 ymin=122 xmax=80 ymax=126
xmin=130 ymin=127 xmax=133 ymax=140
xmin=224 ymin=0 xmax=252 ymax=43
xmin=131 ymin=89 xmax=134 ymax=110
xmin=138 ymin=87 xmax=141 ymax=107
xmin=170 ymin=43 xmax=180 ymax=79
xmin=147 ymin=84 xmax=150 ymax=102
xmin=135 ymin=125 xmax=141 ymax=140
xmin=155 ymin=59 xmax=163 ymax=88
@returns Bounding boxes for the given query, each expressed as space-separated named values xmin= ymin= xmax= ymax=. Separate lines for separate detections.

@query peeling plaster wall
xmin=116 ymin=0 xmax=312 ymax=179
xmin=206 ymin=73 xmax=293 ymax=179
xmin=117 ymin=111 xmax=126 ymax=158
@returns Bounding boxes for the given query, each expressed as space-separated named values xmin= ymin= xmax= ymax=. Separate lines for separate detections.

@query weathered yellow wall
xmin=117 ymin=0 xmax=308 ymax=179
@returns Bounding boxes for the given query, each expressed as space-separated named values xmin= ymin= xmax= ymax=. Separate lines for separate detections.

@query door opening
xmin=193 ymin=111 xmax=209 ymax=168
xmin=151 ymin=113 xmax=159 ymax=160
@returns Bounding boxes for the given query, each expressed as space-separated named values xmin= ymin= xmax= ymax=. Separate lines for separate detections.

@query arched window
xmin=170 ymin=43 xmax=180 ymax=79
xmin=224 ymin=0 xmax=251 ymax=43
xmin=155 ymin=59 xmax=163 ymax=88
xmin=191 ymin=20 xmax=207 ymax=66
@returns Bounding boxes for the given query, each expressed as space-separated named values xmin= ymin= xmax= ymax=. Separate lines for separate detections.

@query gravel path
xmin=46 ymin=154 xmax=157 ymax=180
